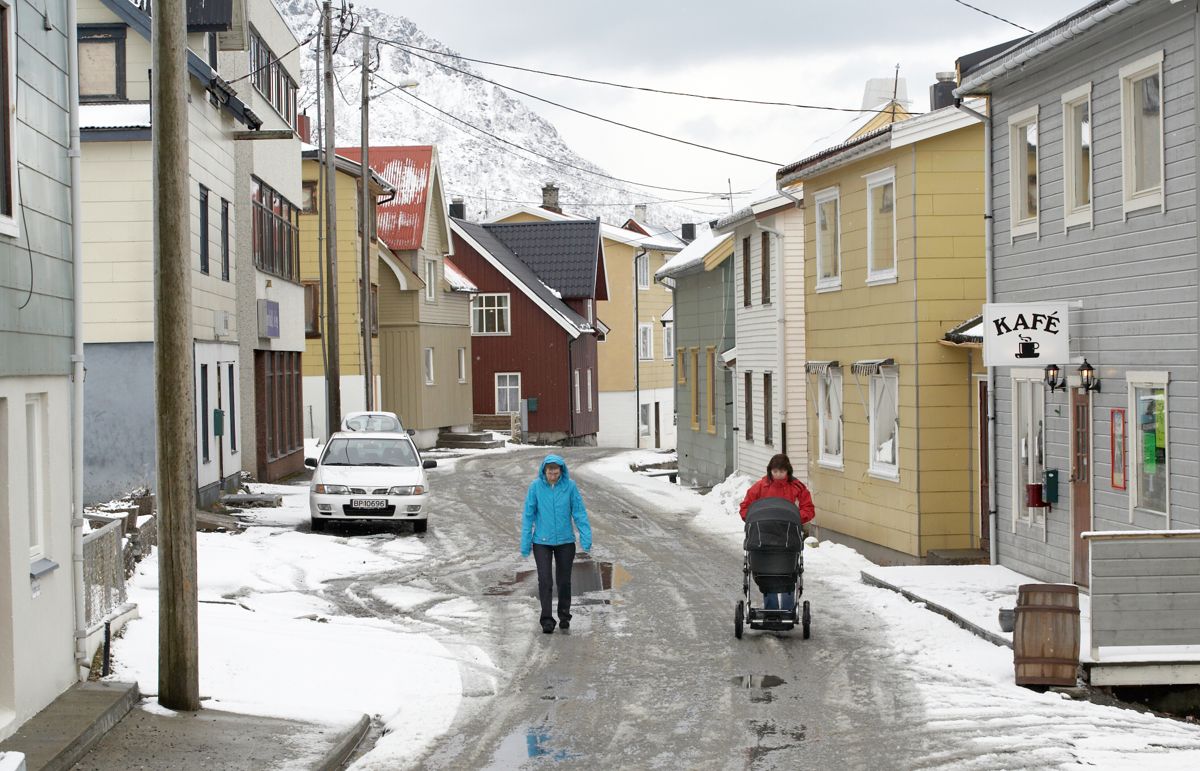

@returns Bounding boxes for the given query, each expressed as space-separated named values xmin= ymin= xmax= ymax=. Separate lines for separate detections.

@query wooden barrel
xmin=1013 ymin=583 xmax=1080 ymax=687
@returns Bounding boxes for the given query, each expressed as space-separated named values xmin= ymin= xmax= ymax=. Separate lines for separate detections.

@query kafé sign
xmin=982 ymin=303 xmax=1070 ymax=367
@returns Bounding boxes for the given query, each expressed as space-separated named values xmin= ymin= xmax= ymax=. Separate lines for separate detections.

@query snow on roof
xmin=657 ymin=225 xmax=733 ymax=278
xmin=339 ymin=146 xmax=435 ymax=252
xmin=442 ymin=258 xmax=476 ymax=293
xmin=80 ymin=102 xmax=151 ymax=129
xmin=486 ymin=205 xmax=682 ymax=252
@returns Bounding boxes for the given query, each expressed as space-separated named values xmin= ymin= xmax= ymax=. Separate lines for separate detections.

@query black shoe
xmin=542 ymin=623 xmax=555 ymax=634
xmin=559 ymin=619 xmax=570 ymax=631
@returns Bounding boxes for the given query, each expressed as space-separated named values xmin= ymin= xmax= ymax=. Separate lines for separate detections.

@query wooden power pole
xmin=323 ymin=0 xmax=342 ymax=434
xmin=152 ymin=0 xmax=199 ymax=710
xmin=359 ymin=24 xmax=374 ymax=410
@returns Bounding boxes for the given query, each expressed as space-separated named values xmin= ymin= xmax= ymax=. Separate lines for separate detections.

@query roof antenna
xmin=890 ymin=63 xmax=900 ymax=122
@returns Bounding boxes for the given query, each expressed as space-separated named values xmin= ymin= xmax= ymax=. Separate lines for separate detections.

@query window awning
xmin=594 ymin=317 xmax=610 ymax=341
xmin=661 ymin=306 xmax=674 ymax=326
xmin=805 ymin=360 xmax=839 ymax=375
xmin=720 ymin=346 xmax=737 ymax=366
xmin=851 ymin=358 xmax=895 ymax=376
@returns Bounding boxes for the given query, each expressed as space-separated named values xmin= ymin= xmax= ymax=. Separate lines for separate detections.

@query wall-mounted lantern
xmin=1044 ymin=363 xmax=1066 ymax=393
xmin=1079 ymin=359 xmax=1101 ymax=392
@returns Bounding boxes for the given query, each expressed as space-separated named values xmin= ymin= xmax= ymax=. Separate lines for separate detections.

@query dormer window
xmin=78 ymin=25 xmax=126 ymax=102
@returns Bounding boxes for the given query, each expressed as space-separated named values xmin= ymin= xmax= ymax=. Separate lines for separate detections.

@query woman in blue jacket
xmin=520 ymin=454 xmax=593 ymax=634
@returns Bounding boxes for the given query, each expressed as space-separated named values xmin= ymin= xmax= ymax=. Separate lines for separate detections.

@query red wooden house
xmin=450 ymin=214 xmax=608 ymax=444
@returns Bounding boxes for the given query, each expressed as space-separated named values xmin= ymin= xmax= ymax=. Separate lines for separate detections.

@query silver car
xmin=306 ymin=432 xmax=436 ymax=533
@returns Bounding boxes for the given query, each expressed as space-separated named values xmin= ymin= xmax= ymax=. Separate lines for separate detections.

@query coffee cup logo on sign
xmin=1015 ymin=335 xmax=1040 ymax=359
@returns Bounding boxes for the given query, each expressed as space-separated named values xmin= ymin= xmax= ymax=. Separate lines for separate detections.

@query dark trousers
xmin=532 ymin=542 xmax=575 ymax=627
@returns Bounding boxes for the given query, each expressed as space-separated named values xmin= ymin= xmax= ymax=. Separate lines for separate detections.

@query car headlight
xmin=314 ymin=484 xmax=350 ymax=495
xmin=388 ymin=485 xmax=425 ymax=496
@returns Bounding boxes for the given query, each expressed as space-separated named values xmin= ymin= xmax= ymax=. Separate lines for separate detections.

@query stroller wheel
xmin=802 ymin=600 xmax=811 ymax=639
xmin=734 ymin=600 xmax=744 ymax=639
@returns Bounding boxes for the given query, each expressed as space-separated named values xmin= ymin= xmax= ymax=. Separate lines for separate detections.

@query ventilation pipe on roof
xmin=541 ymin=183 xmax=561 ymax=214
xmin=633 ymin=203 xmax=647 ymax=222
xmin=449 ymin=196 xmax=466 ymax=220
xmin=681 ymin=223 xmax=696 ymax=243
xmin=930 ymin=72 xmax=957 ymax=111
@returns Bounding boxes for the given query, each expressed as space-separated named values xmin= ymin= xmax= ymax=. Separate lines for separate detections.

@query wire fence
xmin=82 ymin=518 xmax=127 ymax=631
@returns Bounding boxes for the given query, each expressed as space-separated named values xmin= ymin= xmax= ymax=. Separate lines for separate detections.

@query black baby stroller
xmin=735 ymin=497 xmax=810 ymax=639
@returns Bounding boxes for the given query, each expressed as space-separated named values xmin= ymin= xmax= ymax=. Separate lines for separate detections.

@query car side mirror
xmin=304 ymin=458 xmax=318 ymax=468
xmin=423 ymin=460 xmax=437 ymax=469
xmin=407 ymin=428 xmax=416 ymax=436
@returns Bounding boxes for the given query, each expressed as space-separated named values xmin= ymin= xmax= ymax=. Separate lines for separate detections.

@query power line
xmin=951 ymin=0 xmax=1034 ymax=34
xmin=357 ymin=29 xmax=916 ymax=116
xmin=225 ymin=28 xmax=318 ymax=85
xmin=376 ymin=74 xmax=743 ymax=197
xmin=372 ymin=42 xmax=782 ymax=165
xmin=447 ymin=190 xmax=734 ymax=209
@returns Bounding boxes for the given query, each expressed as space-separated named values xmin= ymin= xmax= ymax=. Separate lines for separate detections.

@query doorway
xmin=1071 ymin=388 xmax=1092 ymax=586
xmin=978 ymin=380 xmax=990 ymax=554
xmin=654 ymin=402 xmax=661 ymax=449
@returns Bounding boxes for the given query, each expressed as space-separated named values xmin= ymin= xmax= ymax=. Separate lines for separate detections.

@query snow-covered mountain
xmin=275 ymin=0 xmax=706 ymax=234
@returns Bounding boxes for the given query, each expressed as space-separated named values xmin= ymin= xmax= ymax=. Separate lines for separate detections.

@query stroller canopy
xmin=744 ymin=498 xmax=805 ymax=552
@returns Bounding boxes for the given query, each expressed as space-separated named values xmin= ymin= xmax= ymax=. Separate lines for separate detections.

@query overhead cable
xmin=951 ymin=0 xmax=1034 ymax=33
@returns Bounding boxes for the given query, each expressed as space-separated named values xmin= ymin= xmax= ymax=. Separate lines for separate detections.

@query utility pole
xmin=323 ymin=0 xmax=342 ymax=434
xmin=359 ymin=24 xmax=374 ymax=410
xmin=153 ymin=0 xmax=199 ymax=710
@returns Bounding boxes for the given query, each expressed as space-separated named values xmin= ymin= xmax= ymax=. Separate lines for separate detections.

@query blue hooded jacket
xmin=520 ymin=454 xmax=592 ymax=556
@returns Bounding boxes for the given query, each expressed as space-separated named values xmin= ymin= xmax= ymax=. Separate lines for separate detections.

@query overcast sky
xmin=371 ymin=0 xmax=1087 ymax=211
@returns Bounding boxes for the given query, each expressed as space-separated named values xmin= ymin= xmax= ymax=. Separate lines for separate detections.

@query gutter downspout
xmin=777 ymin=186 xmax=804 ymax=465
xmin=634 ymin=249 xmax=646 ymax=448
xmin=956 ymin=97 xmax=997 ymax=565
xmin=68 ymin=0 xmax=89 ymax=675
xmin=756 ymin=222 xmax=786 ymax=454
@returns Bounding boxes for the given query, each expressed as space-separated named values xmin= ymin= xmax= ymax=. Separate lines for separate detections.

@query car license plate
xmin=351 ymin=498 xmax=386 ymax=510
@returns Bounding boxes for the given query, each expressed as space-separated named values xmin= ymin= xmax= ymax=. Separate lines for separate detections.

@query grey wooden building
xmin=957 ymin=0 xmax=1200 ymax=681
xmin=656 ymin=228 xmax=736 ymax=489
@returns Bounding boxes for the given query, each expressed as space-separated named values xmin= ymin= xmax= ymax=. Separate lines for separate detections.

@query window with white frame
xmin=866 ymin=169 xmax=896 ymax=282
xmin=586 ymin=368 xmax=593 ymax=412
xmin=814 ymin=188 xmax=841 ymax=291
xmin=0 ymin=0 xmax=14 ymax=234
xmin=495 ymin=372 xmax=520 ymax=413
xmin=1128 ymin=372 xmax=1169 ymax=519
xmin=1012 ymin=376 xmax=1047 ymax=528
xmin=818 ymin=369 xmax=843 ymax=466
xmin=26 ymin=394 xmax=48 ymax=561
xmin=1120 ymin=50 xmax=1164 ymax=214
xmin=1062 ymin=84 xmax=1093 ymax=228
xmin=574 ymin=369 xmax=581 ymax=413
xmin=639 ymin=403 xmax=651 ymax=436
xmin=423 ymin=348 xmax=434 ymax=385
xmin=869 ymin=369 xmax=899 ymax=477
xmin=663 ymin=324 xmax=673 ymax=360
xmin=638 ymin=323 xmax=653 ymax=360
xmin=1008 ymin=106 xmax=1039 ymax=238
xmin=744 ymin=371 xmax=754 ymax=442
xmin=637 ymin=253 xmax=649 ymax=289
xmin=424 ymin=260 xmax=437 ymax=301
xmin=471 ymin=293 xmax=510 ymax=335
xmin=457 ymin=347 xmax=467 ymax=383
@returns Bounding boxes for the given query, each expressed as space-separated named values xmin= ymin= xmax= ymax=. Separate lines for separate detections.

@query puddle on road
xmin=733 ymin=674 xmax=787 ymax=704
xmin=484 ymin=558 xmax=630 ymax=604
xmin=485 ymin=724 xmax=578 ymax=767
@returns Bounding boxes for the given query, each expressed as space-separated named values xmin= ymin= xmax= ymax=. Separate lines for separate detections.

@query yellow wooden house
xmin=776 ymin=104 xmax=987 ymax=560
xmin=487 ymin=187 xmax=682 ymax=448
xmin=298 ymin=148 xmax=392 ymax=439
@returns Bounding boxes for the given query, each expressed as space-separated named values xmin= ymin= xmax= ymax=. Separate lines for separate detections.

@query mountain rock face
xmin=275 ymin=0 xmax=703 ymax=234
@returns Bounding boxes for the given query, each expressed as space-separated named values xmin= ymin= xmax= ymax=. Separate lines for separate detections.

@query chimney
xmin=930 ymin=72 xmax=957 ymax=111
xmin=681 ymin=223 xmax=696 ymax=243
xmin=541 ymin=182 xmax=561 ymax=214
xmin=296 ymin=113 xmax=312 ymax=144
xmin=633 ymin=203 xmax=647 ymax=222
xmin=449 ymin=196 xmax=466 ymax=220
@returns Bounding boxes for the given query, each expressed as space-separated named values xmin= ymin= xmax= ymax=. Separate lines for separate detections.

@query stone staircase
xmin=436 ymin=430 xmax=506 ymax=450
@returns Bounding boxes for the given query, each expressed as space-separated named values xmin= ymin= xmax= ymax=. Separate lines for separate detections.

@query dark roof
xmin=480 ymin=220 xmax=602 ymax=299
xmin=956 ymin=37 xmax=1029 ymax=80
xmin=452 ymin=219 xmax=593 ymax=334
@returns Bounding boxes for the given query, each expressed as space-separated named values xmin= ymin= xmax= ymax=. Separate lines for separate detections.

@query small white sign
xmin=983 ymin=303 xmax=1070 ymax=367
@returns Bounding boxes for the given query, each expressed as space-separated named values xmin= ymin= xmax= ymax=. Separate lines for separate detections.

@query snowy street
xmin=109 ymin=447 xmax=1200 ymax=769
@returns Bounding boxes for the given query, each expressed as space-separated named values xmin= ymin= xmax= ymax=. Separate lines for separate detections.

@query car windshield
xmin=343 ymin=414 xmax=403 ymax=432
xmin=321 ymin=438 xmax=418 ymax=467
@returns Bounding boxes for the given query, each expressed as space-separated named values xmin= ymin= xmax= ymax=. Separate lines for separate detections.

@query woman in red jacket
xmin=740 ymin=454 xmax=815 ymax=524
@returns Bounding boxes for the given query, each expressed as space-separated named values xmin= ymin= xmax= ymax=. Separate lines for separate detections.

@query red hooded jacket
xmin=739 ymin=476 xmax=815 ymax=523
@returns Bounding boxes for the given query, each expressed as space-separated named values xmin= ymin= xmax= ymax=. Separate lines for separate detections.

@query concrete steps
xmin=0 ymin=681 xmax=139 ymax=771
xmin=925 ymin=548 xmax=990 ymax=565
xmin=436 ymin=431 xmax=506 ymax=450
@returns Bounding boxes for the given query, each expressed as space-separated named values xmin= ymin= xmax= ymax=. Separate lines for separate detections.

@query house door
xmin=215 ymin=365 xmax=225 ymax=486
xmin=1071 ymin=388 xmax=1092 ymax=586
xmin=978 ymin=380 xmax=990 ymax=554
xmin=654 ymin=402 xmax=661 ymax=448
